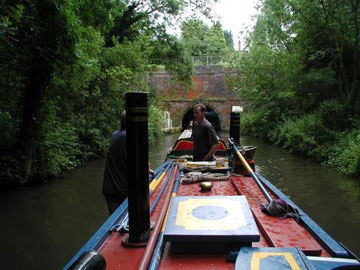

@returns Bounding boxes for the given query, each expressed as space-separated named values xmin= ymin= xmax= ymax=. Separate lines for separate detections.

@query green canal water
xmin=0 ymin=133 xmax=359 ymax=269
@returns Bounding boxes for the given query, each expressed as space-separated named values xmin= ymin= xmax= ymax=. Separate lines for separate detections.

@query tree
xmin=252 ymin=0 xmax=360 ymax=115
xmin=106 ymin=0 xmax=218 ymax=45
xmin=180 ymin=19 xmax=228 ymax=57
xmin=180 ymin=18 xmax=209 ymax=55
xmin=0 ymin=1 xmax=78 ymax=184
xmin=204 ymin=22 xmax=227 ymax=55
xmin=233 ymin=0 xmax=360 ymax=175
xmin=224 ymin=30 xmax=234 ymax=50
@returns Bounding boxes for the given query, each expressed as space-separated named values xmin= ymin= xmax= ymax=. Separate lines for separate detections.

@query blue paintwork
xmin=235 ymin=247 xmax=314 ymax=270
xmin=150 ymin=164 xmax=175 ymax=213
xmin=149 ymin=162 xmax=172 ymax=196
xmin=257 ymin=173 xmax=350 ymax=259
xmin=151 ymin=162 xmax=171 ymax=182
xmin=63 ymin=161 xmax=171 ymax=270
xmin=308 ymin=257 xmax=360 ymax=269
xmin=249 ymin=170 xmax=272 ymax=202
xmin=173 ymin=176 xmax=180 ymax=193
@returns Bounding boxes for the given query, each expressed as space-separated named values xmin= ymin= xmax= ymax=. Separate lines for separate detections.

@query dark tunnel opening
xmin=182 ymin=106 xmax=222 ymax=132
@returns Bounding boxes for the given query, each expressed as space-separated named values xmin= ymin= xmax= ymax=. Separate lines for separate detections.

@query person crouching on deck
xmin=191 ymin=104 xmax=219 ymax=161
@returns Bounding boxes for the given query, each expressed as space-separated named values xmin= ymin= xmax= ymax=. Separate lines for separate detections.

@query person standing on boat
xmin=192 ymin=104 xmax=219 ymax=161
xmin=102 ymin=111 xmax=155 ymax=215
xmin=102 ymin=111 xmax=128 ymax=215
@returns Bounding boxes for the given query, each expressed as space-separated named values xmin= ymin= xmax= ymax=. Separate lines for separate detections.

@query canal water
xmin=0 ymin=133 xmax=359 ymax=269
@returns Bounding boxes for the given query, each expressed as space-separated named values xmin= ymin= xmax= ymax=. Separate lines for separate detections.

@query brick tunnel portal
xmin=150 ymin=65 xmax=242 ymax=131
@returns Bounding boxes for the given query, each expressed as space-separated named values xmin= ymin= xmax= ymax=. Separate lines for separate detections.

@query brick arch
xmin=163 ymin=100 xmax=241 ymax=131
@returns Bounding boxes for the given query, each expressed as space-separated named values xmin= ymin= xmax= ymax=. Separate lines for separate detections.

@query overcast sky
xmin=210 ymin=0 xmax=260 ymax=50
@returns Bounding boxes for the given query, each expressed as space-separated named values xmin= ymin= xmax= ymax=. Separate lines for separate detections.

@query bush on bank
xmin=241 ymin=112 xmax=360 ymax=177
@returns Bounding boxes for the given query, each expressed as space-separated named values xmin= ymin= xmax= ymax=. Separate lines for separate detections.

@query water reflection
xmin=149 ymin=133 xmax=179 ymax=169
xmin=0 ymin=159 xmax=108 ymax=270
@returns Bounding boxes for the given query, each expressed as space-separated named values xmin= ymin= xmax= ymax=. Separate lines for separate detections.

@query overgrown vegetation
xmin=0 ymin=0 xmax=217 ymax=188
xmin=234 ymin=0 xmax=360 ymax=177
xmin=179 ymin=18 xmax=236 ymax=65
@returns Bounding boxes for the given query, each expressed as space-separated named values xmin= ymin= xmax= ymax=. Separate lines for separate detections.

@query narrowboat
xmin=64 ymin=94 xmax=360 ymax=270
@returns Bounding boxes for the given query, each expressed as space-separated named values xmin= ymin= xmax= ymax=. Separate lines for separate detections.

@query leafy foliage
xmin=269 ymin=113 xmax=332 ymax=155
xmin=236 ymin=45 xmax=301 ymax=138
xmin=223 ymin=30 xmax=234 ymax=49
xmin=0 ymin=0 xmax=217 ymax=187
xmin=234 ymin=0 xmax=360 ymax=176
xmin=326 ymin=129 xmax=360 ymax=176
xmin=148 ymin=105 xmax=163 ymax=145
xmin=181 ymin=19 xmax=210 ymax=55
xmin=180 ymin=19 xmax=232 ymax=57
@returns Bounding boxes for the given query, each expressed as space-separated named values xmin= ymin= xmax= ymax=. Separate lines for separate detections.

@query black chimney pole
xmin=230 ymin=110 xmax=240 ymax=145
xmin=125 ymin=92 xmax=150 ymax=243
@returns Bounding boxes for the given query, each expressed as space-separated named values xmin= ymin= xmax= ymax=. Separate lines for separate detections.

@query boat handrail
xmin=179 ymin=129 xmax=192 ymax=139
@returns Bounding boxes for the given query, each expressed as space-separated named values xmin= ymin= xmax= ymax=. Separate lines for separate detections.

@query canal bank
xmin=0 ymin=133 xmax=359 ymax=269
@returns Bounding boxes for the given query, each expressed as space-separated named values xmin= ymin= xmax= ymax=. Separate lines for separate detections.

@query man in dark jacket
xmin=192 ymin=104 xmax=219 ymax=161
xmin=102 ymin=111 xmax=128 ymax=215
xmin=102 ymin=111 xmax=155 ymax=215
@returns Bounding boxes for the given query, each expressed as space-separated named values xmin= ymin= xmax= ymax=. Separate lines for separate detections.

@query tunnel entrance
xmin=182 ymin=106 xmax=222 ymax=132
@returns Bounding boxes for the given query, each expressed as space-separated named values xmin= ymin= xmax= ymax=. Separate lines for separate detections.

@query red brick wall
xmin=149 ymin=66 xmax=242 ymax=130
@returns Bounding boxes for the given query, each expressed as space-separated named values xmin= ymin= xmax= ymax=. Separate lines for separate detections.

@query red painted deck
xmin=159 ymin=245 xmax=233 ymax=270
xmin=230 ymin=176 xmax=329 ymax=257
xmin=97 ymin=171 xmax=329 ymax=269
xmin=177 ymin=178 xmax=237 ymax=196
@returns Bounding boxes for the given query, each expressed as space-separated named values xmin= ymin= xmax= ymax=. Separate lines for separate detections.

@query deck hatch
xmin=235 ymin=247 xmax=314 ymax=270
xmin=163 ymin=196 xmax=260 ymax=253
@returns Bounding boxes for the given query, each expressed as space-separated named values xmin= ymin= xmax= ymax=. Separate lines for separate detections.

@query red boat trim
xmin=171 ymin=139 xmax=227 ymax=152
xmin=219 ymin=140 xmax=227 ymax=150
xmin=172 ymin=140 xmax=193 ymax=151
